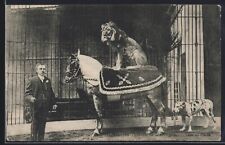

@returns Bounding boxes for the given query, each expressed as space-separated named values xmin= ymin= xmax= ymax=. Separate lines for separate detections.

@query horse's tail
xmin=163 ymin=105 xmax=174 ymax=117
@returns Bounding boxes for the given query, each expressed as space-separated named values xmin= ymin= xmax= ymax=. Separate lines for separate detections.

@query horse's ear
xmin=108 ymin=21 xmax=115 ymax=26
xmin=110 ymin=28 xmax=116 ymax=41
xmin=77 ymin=49 xmax=80 ymax=56
xmin=101 ymin=24 xmax=104 ymax=30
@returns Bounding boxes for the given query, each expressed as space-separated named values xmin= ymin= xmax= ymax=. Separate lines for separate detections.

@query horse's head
xmin=101 ymin=21 xmax=127 ymax=45
xmin=64 ymin=52 xmax=81 ymax=83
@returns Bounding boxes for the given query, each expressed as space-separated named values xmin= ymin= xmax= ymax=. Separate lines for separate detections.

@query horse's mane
xmin=78 ymin=55 xmax=102 ymax=66
xmin=78 ymin=54 xmax=103 ymax=86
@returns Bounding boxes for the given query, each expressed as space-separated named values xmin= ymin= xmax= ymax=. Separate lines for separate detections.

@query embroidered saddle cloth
xmin=99 ymin=65 xmax=166 ymax=95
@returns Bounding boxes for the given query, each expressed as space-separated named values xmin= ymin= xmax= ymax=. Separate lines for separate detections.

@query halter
xmin=69 ymin=65 xmax=80 ymax=80
xmin=70 ymin=59 xmax=99 ymax=82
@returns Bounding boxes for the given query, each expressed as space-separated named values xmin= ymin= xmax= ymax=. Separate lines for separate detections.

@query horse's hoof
xmin=91 ymin=128 xmax=101 ymax=137
xmin=187 ymin=129 xmax=192 ymax=132
xmin=203 ymin=125 xmax=208 ymax=128
xmin=91 ymin=132 xmax=99 ymax=137
xmin=156 ymin=131 xmax=165 ymax=136
xmin=146 ymin=130 xmax=154 ymax=134
xmin=156 ymin=132 xmax=164 ymax=136
xmin=179 ymin=127 xmax=186 ymax=132
xmin=156 ymin=127 xmax=165 ymax=136
xmin=146 ymin=127 xmax=154 ymax=134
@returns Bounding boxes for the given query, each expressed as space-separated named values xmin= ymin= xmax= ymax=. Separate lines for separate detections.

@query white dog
xmin=173 ymin=99 xmax=216 ymax=132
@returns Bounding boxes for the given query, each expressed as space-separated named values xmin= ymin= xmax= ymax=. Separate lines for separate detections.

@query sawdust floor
xmin=7 ymin=126 xmax=221 ymax=142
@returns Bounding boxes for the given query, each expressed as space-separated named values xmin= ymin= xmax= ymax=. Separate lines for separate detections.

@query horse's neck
xmin=78 ymin=55 xmax=102 ymax=81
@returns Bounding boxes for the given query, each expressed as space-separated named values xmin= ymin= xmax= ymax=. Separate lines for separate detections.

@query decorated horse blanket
xmin=99 ymin=65 xmax=166 ymax=95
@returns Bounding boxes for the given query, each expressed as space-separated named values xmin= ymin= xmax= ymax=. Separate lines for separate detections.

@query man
xmin=24 ymin=63 xmax=57 ymax=141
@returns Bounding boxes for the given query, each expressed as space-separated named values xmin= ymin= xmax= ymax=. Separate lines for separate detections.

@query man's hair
xmin=35 ymin=63 xmax=46 ymax=71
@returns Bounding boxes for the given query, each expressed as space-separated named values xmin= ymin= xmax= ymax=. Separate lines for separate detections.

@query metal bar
xmin=194 ymin=5 xmax=198 ymax=101
xmin=58 ymin=21 xmax=62 ymax=100
xmin=23 ymin=8 xmax=27 ymax=124
xmin=68 ymin=43 xmax=71 ymax=117
xmin=15 ymin=18 xmax=18 ymax=124
xmin=199 ymin=5 xmax=203 ymax=99
xmin=6 ymin=40 xmax=88 ymax=45
xmin=50 ymin=33 xmax=53 ymax=81
xmin=18 ymin=13 xmax=22 ymax=124
xmin=181 ymin=5 xmax=184 ymax=102
xmin=186 ymin=5 xmax=190 ymax=102
xmin=200 ymin=4 xmax=203 ymax=99
xmin=35 ymin=25 xmax=38 ymax=70
xmin=10 ymin=34 xmax=14 ymax=125
xmin=5 ymin=8 xmax=10 ymax=124
xmin=178 ymin=36 xmax=181 ymax=102
xmin=8 ymin=55 xmax=108 ymax=61
xmin=171 ymin=7 xmax=179 ymax=106
xmin=6 ymin=42 xmax=11 ymax=125
xmin=54 ymin=31 xmax=58 ymax=99
xmin=191 ymin=5 xmax=193 ymax=102
xmin=178 ymin=16 xmax=203 ymax=18
xmin=185 ymin=5 xmax=190 ymax=101
xmin=19 ymin=41 xmax=23 ymax=124
xmin=176 ymin=10 xmax=180 ymax=102
xmin=170 ymin=5 xmax=184 ymax=27
xmin=195 ymin=5 xmax=198 ymax=100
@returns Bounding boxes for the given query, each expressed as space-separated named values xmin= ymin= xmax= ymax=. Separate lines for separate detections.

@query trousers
xmin=30 ymin=102 xmax=49 ymax=141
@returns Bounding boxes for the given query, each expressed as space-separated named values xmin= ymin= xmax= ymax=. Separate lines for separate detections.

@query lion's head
xmin=101 ymin=21 xmax=127 ymax=44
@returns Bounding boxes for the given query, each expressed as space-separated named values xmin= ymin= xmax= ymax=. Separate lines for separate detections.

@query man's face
xmin=36 ymin=65 xmax=46 ymax=76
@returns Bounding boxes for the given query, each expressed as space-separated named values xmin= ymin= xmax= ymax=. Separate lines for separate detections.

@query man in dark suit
xmin=25 ymin=63 xmax=57 ymax=141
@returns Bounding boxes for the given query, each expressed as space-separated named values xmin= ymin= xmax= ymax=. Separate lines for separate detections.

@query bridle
xmin=71 ymin=66 xmax=80 ymax=79
xmin=67 ymin=59 xmax=81 ymax=80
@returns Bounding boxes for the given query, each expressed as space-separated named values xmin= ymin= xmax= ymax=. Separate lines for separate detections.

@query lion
xmin=101 ymin=21 xmax=148 ymax=69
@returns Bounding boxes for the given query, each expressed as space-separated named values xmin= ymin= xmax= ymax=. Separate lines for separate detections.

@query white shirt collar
xmin=38 ymin=75 xmax=45 ymax=82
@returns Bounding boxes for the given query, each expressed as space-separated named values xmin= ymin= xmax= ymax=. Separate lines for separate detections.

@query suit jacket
xmin=24 ymin=76 xmax=56 ymax=110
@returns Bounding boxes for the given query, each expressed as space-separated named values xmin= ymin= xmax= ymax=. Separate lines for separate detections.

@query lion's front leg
xmin=114 ymin=52 xmax=122 ymax=70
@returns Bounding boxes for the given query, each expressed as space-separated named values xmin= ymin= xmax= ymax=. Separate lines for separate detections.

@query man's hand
xmin=52 ymin=104 xmax=57 ymax=110
xmin=30 ymin=97 xmax=36 ymax=103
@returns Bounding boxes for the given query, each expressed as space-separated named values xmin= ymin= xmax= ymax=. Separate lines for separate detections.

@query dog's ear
xmin=181 ymin=102 xmax=186 ymax=107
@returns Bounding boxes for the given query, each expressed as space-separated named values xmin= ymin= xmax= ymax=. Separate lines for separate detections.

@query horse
xmin=64 ymin=50 xmax=168 ymax=137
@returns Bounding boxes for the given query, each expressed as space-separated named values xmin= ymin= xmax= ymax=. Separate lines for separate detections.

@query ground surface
xmin=7 ymin=126 xmax=221 ymax=142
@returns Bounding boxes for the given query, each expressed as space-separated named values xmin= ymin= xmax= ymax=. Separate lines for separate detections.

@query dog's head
xmin=173 ymin=101 xmax=186 ymax=113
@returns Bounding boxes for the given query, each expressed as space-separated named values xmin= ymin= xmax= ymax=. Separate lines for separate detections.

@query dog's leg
xmin=200 ymin=109 xmax=209 ymax=128
xmin=208 ymin=108 xmax=216 ymax=123
xmin=180 ymin=115 xmax=186 ymax=131
xmin=209 ymin=109 xmax=217 ymax=130
xmin=205 ymin=108 xmax=216 ymax=129
xmin=187 ymin=116 xmax=193 ymax=132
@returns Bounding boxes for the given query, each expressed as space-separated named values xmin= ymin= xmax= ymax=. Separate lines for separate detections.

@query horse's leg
xmin=92 ymin=94 xmax=104 ymax=137
xmin=146 ymin=99 xmax=158 ymax=134
xmin=146 ymin=90 xmax=166 ymax=135
xmin=157 ymin=109 xmax=166 ymax=135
